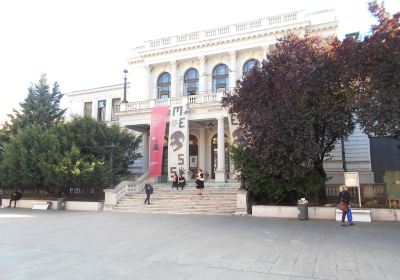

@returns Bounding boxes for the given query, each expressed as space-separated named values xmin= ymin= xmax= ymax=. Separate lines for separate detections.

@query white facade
xmin=66 ymin=9 xmax=374 ymax=184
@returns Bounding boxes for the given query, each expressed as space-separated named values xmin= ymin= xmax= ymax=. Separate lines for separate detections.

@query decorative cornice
xmin=66 ymin=83 xmax=130 ymax=97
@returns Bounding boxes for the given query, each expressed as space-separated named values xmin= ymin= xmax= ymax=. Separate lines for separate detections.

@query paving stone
xmin=0 ymin=208 xmax=400 ymax=280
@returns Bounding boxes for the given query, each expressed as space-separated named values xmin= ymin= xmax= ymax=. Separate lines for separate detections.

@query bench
xmin=336 ymin=209 xmax=371 ymax=222
xmin=386 ymin=199 xmax=400 ymax=209
xmin=32 ymin=201 xmax=50 ymax=210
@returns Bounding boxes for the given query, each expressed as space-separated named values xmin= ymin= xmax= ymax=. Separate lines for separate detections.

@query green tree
xmin=0 ymin=125 xmax=61 ymax=193
xmin=13 ymin=73 xmax=66 ymax=131
xmin=53 ymin=145 xmax=107 ymax=195
xmin=56 ymin=116 xmax=142 ymax=181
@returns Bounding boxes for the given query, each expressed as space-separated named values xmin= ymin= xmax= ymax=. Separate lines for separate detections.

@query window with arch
xmin=157 ymin=72 xmax=171 ymax=99
xmin=184 ymin=68 xmax=199 ymax=96
xmin=243 ymin=59 xmax=260 ymax=74
xmin=212 ymin=64 xmax=229 ymax=92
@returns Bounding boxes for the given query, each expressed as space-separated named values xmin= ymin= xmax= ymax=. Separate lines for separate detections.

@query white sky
xmin=0 ymin=0 xmax=399 ymax=124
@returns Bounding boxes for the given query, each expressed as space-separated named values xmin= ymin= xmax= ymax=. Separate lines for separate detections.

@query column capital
xmin=198 ymin=55 xmax=207 ymax=61
xmin=144 ymin=64 xmax=152 ymax=71
xmin=229 ymin=50 xmax=237 ymax=56
xmin=170 ymin=60 xmax=177 ymax=66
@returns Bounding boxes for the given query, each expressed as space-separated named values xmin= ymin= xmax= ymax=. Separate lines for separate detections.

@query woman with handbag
xmin=337 ymin=185 xmax=351 ymax=226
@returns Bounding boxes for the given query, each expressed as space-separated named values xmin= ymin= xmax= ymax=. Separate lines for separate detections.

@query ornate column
xmin=170 ymin=60 xmax=177 ymax=98
xmin=142 ymin=130 xmax=150 ymax=173
xmin=198 ymin=127 xmax=206 ymax=172
xmin=198 ymin=55 xmax=207 ymax=94
xmin=215 ymin=116 xmax=226 ymax=182
xmin=229 ymin=50 xmax=237 ymax=90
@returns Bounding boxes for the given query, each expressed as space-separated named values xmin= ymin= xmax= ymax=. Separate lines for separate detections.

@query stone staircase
xmin=112 ymin=182 xmax=240 ymax=215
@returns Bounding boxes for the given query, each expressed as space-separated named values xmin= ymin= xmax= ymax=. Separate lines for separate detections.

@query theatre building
xmin=66 ymin=9 xmax=374 ymax=185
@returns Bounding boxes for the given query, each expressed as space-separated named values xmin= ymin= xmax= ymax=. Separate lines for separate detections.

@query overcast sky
xmin=0 ymin=0 xmax=399 ymax=124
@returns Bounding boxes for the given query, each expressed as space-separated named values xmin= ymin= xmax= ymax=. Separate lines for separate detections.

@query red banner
xmin=149 ymin=106 xmax=169 ymax=177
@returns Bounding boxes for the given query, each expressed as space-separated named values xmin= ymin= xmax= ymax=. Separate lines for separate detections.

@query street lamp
xmin=239 ymin=135 xmax=246 ymax=190
xmin=122 ymin=69 xmax=128 ymax=103
xmin=106 ymin=143 xmax=117 ymax=188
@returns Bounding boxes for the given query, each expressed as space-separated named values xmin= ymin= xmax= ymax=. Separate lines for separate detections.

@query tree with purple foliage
xmin=338 ymin=1 xmax=400 ymax=138
xmin=223 ymin=35 xmax=354 ymax=202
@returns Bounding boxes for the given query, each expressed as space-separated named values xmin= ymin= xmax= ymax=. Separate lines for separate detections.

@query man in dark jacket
xmin=8 ymin=191 xmax=22 ymax=208
xmin=144 ymin=182 xmax=153 ymax=205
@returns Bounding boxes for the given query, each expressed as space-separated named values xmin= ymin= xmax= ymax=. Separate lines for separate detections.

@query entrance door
xmin=189 ymin=135 xmax=198 ymax=179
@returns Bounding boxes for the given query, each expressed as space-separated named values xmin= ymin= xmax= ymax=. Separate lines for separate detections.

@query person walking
xmin=178 ymin=174 xmax=186 ymax=190
xmin=144 ymin=182 xmax=153 ymax=205
xmin=338 ymin=185 xmax=351 ymax=226
xmin=345 ymin=185 xmax=355 ymax=226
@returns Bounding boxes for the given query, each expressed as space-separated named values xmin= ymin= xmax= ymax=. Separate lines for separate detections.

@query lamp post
xmin=106 ymin=143 xmax=117 ymax=188
xmin=239 ymin=135 xmax=246 ymax=190
xmin=122 ymin=69 xmax=128 ymax=103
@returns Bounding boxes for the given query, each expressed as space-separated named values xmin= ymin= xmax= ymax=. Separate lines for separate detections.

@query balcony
xmin=123 ymin=91 xmax=229 ymax=112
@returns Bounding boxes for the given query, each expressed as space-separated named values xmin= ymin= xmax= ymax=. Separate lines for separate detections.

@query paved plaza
xmin=0 ymin=208 xmax=399 ymax=280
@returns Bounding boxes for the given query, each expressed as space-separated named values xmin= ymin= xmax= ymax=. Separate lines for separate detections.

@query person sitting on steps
xmin=178 ymin=174 xmax=186 ymax=190
xmin=172 ymin=173 xmax=179 ymax=190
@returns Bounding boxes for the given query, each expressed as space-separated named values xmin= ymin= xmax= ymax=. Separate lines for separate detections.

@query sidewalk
xmin=0 ymin=208 xmax=399 ymax=279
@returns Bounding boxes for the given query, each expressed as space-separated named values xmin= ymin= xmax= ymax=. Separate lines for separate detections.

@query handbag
xmin=338 ymin=200 xmax=348 ymax=212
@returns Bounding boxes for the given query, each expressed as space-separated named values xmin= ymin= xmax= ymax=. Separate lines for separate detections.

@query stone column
xmin=229 ymin=50 xmax=237 ymax=90
xmin=198 ymin=55 xmax=207 ymax=94
xmin=170 ymin=60 xmax=177 ymax=98
xmin=142 ymin=130 xmax=150 ymax=173
xmin=215 ymin=116 xmax=226 ymax=182
xmin=91 ymin=98 xmax=98 ymax=120
xmin=105 ymin=97 xmax=112 ymax=122
xmin=198 ymin=127 xmax=206 ymax=172
xmin=143 ymin=64 xmax=151 ymax=99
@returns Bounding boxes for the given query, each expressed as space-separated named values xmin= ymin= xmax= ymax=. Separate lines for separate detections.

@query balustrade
xmin=123 ymin=92 xmax=228 ymax=112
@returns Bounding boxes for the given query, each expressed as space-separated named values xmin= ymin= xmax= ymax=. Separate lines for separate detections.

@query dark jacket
xmin=12 ymin=191 xmax=22 ymax=200
xmin=338 ymin=191 xmax=350 ymax=204
xmin=144 ymin=183 xmax=153 ymax=195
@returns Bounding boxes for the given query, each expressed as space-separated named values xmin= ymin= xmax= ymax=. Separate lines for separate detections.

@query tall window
xmin=212 ymin=64 xmax=229 ymax=92
xmin=84 ymin=102 xmax=92 ymax=117
xmin=243 ymin=59 xmax=260 ymax=74
xmin=111 ymin=98 xmax=121 ymax=121
xmin=184 ymin=68 xmax=199 ymax=95
xmin=157 ymin=72 xmax=171 ymax=99
xmin=97 ymin=100 xmax=106 ymax=121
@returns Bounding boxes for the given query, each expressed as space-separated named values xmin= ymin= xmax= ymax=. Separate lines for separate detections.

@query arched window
xmin=243 ymin=59 xmax=260 ymax=74
xmin=184 ymin=68 xmax=199 ymax=95
xmin=212 ymin=64 xmax=229 ymax=92
xmin=157 ymin=72 xmax=171 ymax=99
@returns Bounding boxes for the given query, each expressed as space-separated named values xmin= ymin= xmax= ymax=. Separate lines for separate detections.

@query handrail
xmin=114 ymin=172 xmax=149 ymax=203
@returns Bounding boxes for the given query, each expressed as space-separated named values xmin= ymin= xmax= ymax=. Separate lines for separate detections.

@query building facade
xmin=66 ymin=9 xmax=374 ymax=184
